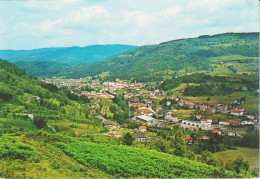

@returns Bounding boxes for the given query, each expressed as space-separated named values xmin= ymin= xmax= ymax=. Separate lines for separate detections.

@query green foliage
xmin=59 ymin=142 xmax=235 ymax=178
xmin=65 ymin=33 xmax=258 ymax=82
xmin=241 ymin=130 xmax=259 ymax=148
xmin=122 ymin=132 xmax=135 ymax=146
xmin=0 ymin=136 xmax=41 ymax=162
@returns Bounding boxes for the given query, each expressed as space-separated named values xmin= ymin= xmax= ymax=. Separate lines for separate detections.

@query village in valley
xmin=42 ymin=77 xmax=259 ymax=143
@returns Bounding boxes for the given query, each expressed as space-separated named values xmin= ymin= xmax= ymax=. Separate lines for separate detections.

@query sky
xmin=0 ymin=0 xmax=258 ymax=50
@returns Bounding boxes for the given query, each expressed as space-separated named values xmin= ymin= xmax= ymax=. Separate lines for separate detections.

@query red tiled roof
xmin=229 ymin=121 xmax=240 ymax=125
xmin=200 ymin=135 xmax=209 ymax=140
xmin=231 ymin=110 xmax=242 ymax=113
xmin=114 ymin=131 xmax=123 ymax=135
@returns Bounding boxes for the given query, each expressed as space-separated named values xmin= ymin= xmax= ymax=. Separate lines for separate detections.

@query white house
xmin=113 ymin=132 xmax=123 ymax=138
xmin=219 ymin=121 xmax=230 ymax=126
xmin=139 ymin=126 xmax=147 ymax=132
xmin=200 ymin=119 xmax=212 ymax=128
xmin=230 ymin=110 xmax=243 ymax=116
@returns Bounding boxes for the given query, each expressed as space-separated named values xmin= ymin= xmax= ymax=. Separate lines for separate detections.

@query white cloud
xmin=67 ymin=6 xmax=110 ymax=23
xmin=0 ymin=0 xmax=258 ymax=49
xmin=158 ymin=5 xmax=182 ymax=17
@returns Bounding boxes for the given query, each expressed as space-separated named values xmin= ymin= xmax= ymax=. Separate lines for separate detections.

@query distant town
xmin=42 ymin=77 xmax=259 ymax=142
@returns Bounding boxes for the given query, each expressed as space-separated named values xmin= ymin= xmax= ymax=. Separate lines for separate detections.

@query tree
xmin=122 ymin=132 xmax=135 ymax=146
xmin=232 ymin=156 xmax=250 ymax=174
xmin=174 ymin=143 xmax=186 ymax=157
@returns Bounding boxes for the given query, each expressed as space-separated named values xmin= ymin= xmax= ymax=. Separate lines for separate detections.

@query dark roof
xmin=134 ymin=133 xmax=146 ymax=138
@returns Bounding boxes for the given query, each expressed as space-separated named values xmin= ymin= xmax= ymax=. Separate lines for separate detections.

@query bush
xmin=0 ymin=136 xmax=41 ymax=162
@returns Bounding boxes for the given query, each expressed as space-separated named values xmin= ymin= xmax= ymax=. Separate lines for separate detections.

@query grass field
xmin=0 ymin=134 xmax=112 ymax=178
xmin=215 ymin=147 xmax=259 ymax=169
xmin=0 ymin=117 xmax=38 ymax=132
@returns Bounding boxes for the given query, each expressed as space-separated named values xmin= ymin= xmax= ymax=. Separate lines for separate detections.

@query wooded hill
xmin=68 ymin=32 xmax=259 ymax=82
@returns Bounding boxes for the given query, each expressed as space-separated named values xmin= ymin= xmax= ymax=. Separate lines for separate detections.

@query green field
xmin=215 ymin=147 xmax=259 ymax=169
xmin=59 ymin=141 xmax=235 ymax=178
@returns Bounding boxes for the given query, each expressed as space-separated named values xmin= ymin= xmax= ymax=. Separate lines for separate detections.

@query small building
xmin=113 ymin=131 xmax=123 ymax=138
xmin=200 ymin=119 xmax=212 ymax=128
xmin=219 ymin=121 xmax=230 ymax=126
xmin=182 ymin=120 xmax=201 ymax=128
xmin=166 ymin=101 xmax=171 ymax=106
xmin=139 ymin=126 xmax=147 ymax=132
xmin=136 ymin=115 xmax=159 ymax=125
xmin=213 ymin=130 xmax=221 ymax=135
xmin=90 ymin=110 xmax=96 ymax=115
xmin=104 ymin=122 xmax=117 ymax=127
xmin=134 ymin=132 xmax=146 ymax=142
xmin=195 ymin=115 xmax=202 ymax=120
xmin=241 ymin=120 xmax=254 ymax=125
xmin=230 ymin=110 xmax=243 ymax=116
xmin=186 ymin=136 xmax=193 ymax=144
xmin=229 ymin=121 xmax=241 ymax=125
xmin=200 ymin=135 xmax=209 ymax=140
xmin=156 ymin=105 xmax=162 ymax=112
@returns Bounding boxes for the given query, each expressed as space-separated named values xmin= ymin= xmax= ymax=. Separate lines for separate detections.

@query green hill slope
xmin=69 ymin=32 xmax=258 ymax=82
xmin=59 ymin=141 xmax=235 ymax=178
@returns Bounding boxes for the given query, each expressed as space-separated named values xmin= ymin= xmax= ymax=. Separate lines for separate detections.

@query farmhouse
xmin=200 ymin=135 xmax=209 ymax=140
xmin=90 ymin=110 xmax=96 ymax=115
xmin=186 ymin=136 xmax=193 ymax=144
xmin=219 ymin=121 xmax=230 ymax=126
xmin=113 ymin=131 xmax=123 ymax=138
xmin=139 ymin=126 xmax=147 ymax=132
xmin=230 ymin=110 xmax=244 ymax=116
xmin=134 ymin=132 xmax=146 ymax=142
xmin=104 ymin=122 xmax=117 ymax=127
xmin=195 ymin=115 xmax=202 ymax=120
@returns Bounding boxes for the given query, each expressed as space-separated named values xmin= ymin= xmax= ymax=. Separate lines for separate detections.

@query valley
xmin=0 ymin=32 xmax=259 ymax=178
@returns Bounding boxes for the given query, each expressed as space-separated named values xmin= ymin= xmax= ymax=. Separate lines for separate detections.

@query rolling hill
xmin=0 ymin=44 xmax=138 ymax=63
xmin=68 ymin=32 xmax=259 ymax=82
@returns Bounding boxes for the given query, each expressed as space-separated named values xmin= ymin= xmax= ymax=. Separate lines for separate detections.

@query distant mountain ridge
xmin=0 ymin=44 xmax=138 ymax=63
xmin=68 ymin=32 xmax=259 ymax=81
xmin=3 ymin=32 xmax=259 ymax=80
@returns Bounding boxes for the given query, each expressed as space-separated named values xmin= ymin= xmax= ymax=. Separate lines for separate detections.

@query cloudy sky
xmin=0 ymin=0 xmax=258 ymax=50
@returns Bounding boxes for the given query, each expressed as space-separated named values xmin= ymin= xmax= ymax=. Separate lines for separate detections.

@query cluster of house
xmin=103 ymin=79 xmax=145 ymax=91
xmin=182 ymin=119 xmax=212 ymax=128
xmin=104 ymin=122 xmax=148 ymax=143
xmin=81 ymin=91 xmax=115 ymax=99
xmin=168 ymin=96 xmax=256 ymax=120
xmin=186 ymin=129 xmax=242 ymax=144
xmin=42 ymin=78 xmax=92 ymax=89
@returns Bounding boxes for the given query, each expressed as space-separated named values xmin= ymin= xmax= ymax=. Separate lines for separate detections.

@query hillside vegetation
xmin=68 ymin=32 xmax=258 ymax=81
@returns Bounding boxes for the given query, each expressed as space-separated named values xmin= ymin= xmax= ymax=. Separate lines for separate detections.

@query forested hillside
xmin=68 ymin=32 xmax=258 ymax=82
xmin=8 ymin=45 xmax=137 ymax=78
xmin=1 ymin=45 xmax=137 ymax=63
xmin=0 ymin=58 xmax=94 ymax=126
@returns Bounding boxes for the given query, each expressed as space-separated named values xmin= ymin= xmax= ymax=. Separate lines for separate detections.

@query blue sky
xmin=0 ymin=0 xmax=258 ymax=50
